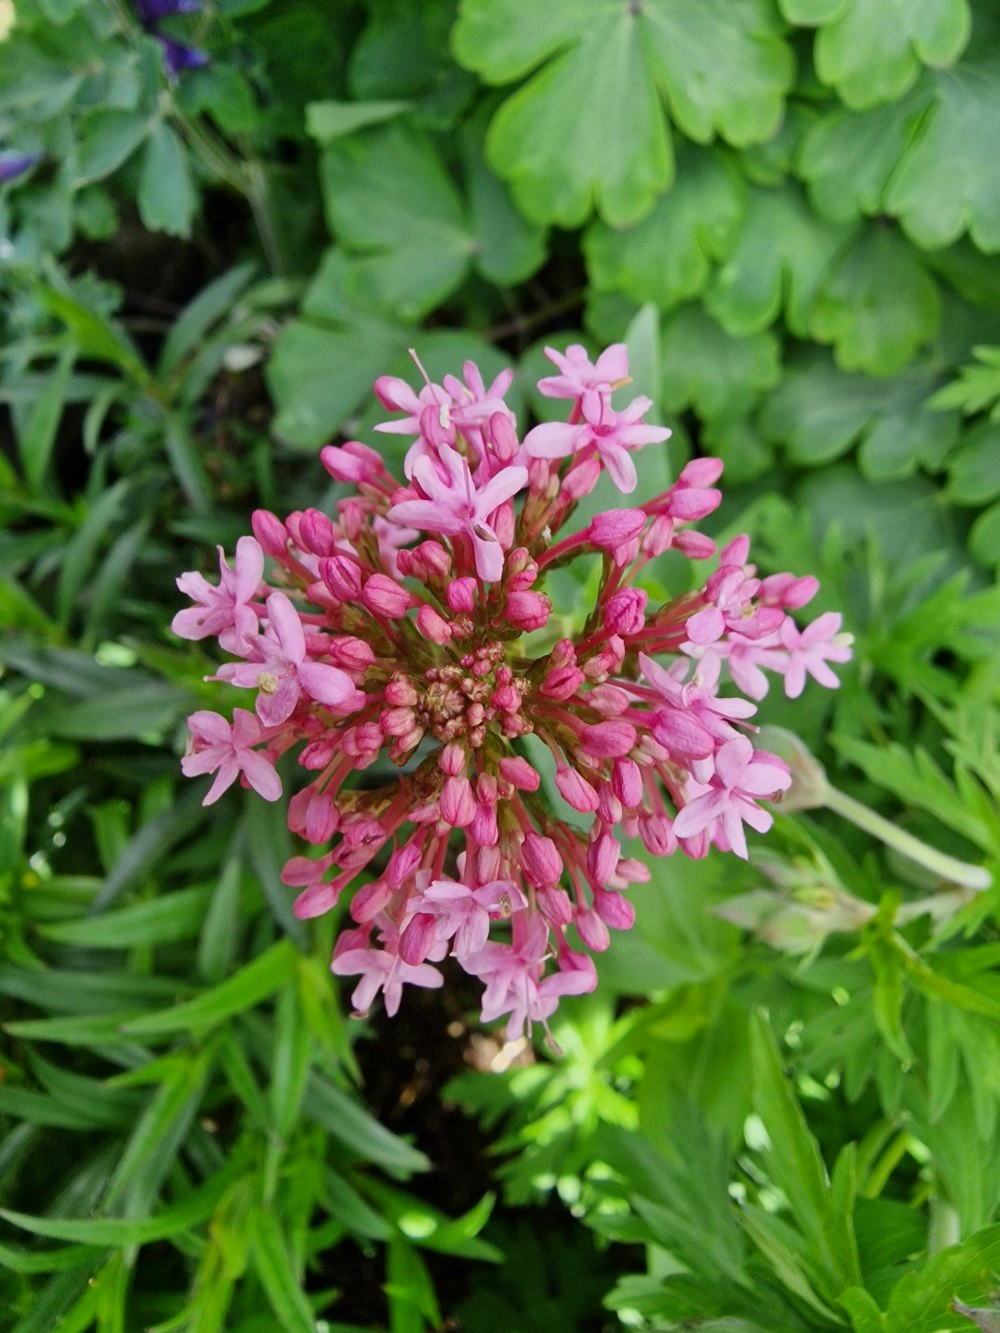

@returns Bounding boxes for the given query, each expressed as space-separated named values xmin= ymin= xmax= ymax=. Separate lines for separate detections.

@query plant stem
xmin=822 ymin=783 xmax=993 ymax=891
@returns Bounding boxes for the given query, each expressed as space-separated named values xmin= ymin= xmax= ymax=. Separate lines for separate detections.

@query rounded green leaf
xmin=640 ymin=0 xmax=794 ymax=146
xmin=809 ymin=226 xmax=941 ymax=375
xmin=885 ymin=55 xmax=1000 ymax=253
xmin=812 ymin=0 xmax=970 ymax=109
xmin=486 ymin=11 xmax=672 ymax=227
xmin=706 ymin=183 xmax=856 ymax=338
xmin=660 ymin=306 xmax=781 ymax=419
xmin=798 ymin=81 xmax=934 ymax=223
xmin=320 ymin=122 xmax=473 ymax=320
xmin=584 ymin=144 xmax=746 ymax=310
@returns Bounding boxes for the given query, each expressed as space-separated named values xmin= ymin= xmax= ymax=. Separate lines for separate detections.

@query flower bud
xmin=251 ymin=509 xmax=288 ymax=556
xmin=593 ymin=888 xmax=635 ymax=930
xmin=522 ymin=833 xmax=563 ymax=887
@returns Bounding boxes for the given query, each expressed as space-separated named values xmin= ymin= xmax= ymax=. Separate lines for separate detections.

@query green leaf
xmin=268 ymin=984 xmax=311 ymax=1141
xmin=482 ymin=7 xmax=672 ymax=227
xmin=249 ymin=1208 xmax=316 ymax=1333
xmin=302 ymin=1074 xmax=429 ymax=1176
xmin=305 ymin=98 xmax=410 ymax=141
xmin=809 ymin=226 xmax=941 ymax=375
xmin=162 ymin=412 xmax=212 ymax=511
xmin=266 ymin=251 xmax=409 ymax=447
xmin=660 ymin=305 xmax=781 ymax=419
xmin=885 ymin=53 xmax=1000 ymax=252
xmin=839 ymin=1286 xmax=888 ymax=1333
xmin=799 ymin=82 xmax=935 ymax=223
xmin=884 ymin=1223 xmax=1000 ymax=1331
xmin=705 ymin=183 xmax=855 ymax=338
xmin=74 ymin=107 xmax=152 ymax=186
xmin=750 ymin=1013 xmax=861 ymax=1292
xmin=759 ymin=351 xmax=947 ymax=469
xmin=459 ymin=112 xmax=547 ymax=286
xmin=0 ymin=1157 xmax=245 ymax=1247
xmin=119 ymin=942 xmax=297 ymax=1038
xmin=90 ymin=786 xmax=208 ymax=911
xmin=456 ymin=0 xmax=791 ymax=227
xmin=105 ymin=1047 xmax=214 ymax=1207
xmin=970 ymin=501 xmax=1000 ymax=567
xmin=18 ymin=344 xmax=74 ymax=495
xmin=931 ymin=347 xmax=1000 ymax=419
xmin=158 ymin=263 xmax=257 ymax=378
xmin=319 ymin=122 xmax=472 ymax=321
xmin=783 ymin=0 xmax=970 ymax=109
xmin=35 ymin=681 xmax=191 ymax=741
xmin=137 ymin=121 xmax=196 ymax=238
xmin=584 ymin=144 xmax=746 ymax=311
xmin=33 ymin=282 xmax=149 ymax=384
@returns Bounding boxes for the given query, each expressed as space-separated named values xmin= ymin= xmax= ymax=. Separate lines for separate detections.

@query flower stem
xmin=822 ymin=783 xmax=993 ymax=891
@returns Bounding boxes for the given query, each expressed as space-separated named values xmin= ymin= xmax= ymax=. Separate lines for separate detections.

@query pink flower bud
xmin=319 ymin=555 xmax=364 ymax=602
xmin=604 ymin=589 xmax=647 ymax=636
xmin=588 ymin=684 xmax=630 ymax=717
xmin=416 ymin=605 xmax=452 ymax=644
xmin=487 ymin=412 xmax=519 ymax=462
xmin=555 ymin=765 xmax=599 ymax=813
xmin=538 ymin=885 xmax=573 ymax=926
xmin=540 ymin=665 xmax=585 ymax=699
xmin=522 ymin=833 xmax=563 ymax=887
xmin=299 ymin=508 xmax=338 ymax=556
xmin=380 ymin=706 xmax=416 ymax=737
xmin=472 ymin=801 xmax=499 ymax=847
xmin=384 ymin=675 xmax=418 ymax=707
xmin=399 ymin=912 xmax=437 ymax=965
xmin=561 ymin=457 xmax=601 ymax=500
xmin=447 ymin=577 xmax=477 ymax=613
xmin=674 ymin=530 xmax=716 ymax=560
xmin=593 ymin=888 xmax=635 ymax=930
xmin=398 ymin=540 xmax=452 ymax=582
xmin=438 ymin=743 xmax=465 ymax=776
xmin=387 ymin=840 xmax=423 ymax=889
xmin=575 ymin=908 xmax=610 ymax=952
xmin=320 ymin=440 xmax=385 ymax=484
xmin=251 ymin=509 xmax=288 ymax=556
xmin=506 ymin=590 xmax=551 ymax=631
xmin=612 ymin=757 xmax=643 ymax=808
xmin=587 ymin=831 xmax=621 ymax=883
xmin=363 ymin=573 xmax=413 ymax=618
xmin=580 ymin=719 xmax=636 ymax=759
xmin=350 ymin=879 xmax=393 ymax=922
xmin=642 ymin=515 xmax=674 ymax=557
xmin=597 ymin=786 xmax=623 ymax=824
xmin=639 ymin=812 xmax=676 ymax=856
xmin=293 ymin=880 xmax=343 ymax=920
xmin=305 ymin=792 xmax=338 ymax=844
xmin=440 ymin=776 xmax=475 ymax=828
xmin=589 ymin=509 xmax=645 ymax=558
xmin=498 ymin=755 xmax=540 ymax=791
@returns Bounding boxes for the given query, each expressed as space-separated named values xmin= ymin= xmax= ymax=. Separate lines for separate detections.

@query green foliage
xmin=5 ymin=0 xmax=1000 ymax=1327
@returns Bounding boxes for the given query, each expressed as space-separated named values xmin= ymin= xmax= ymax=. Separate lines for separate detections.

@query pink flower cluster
xmin=175 ymin=345 xmax=852 ymax=1039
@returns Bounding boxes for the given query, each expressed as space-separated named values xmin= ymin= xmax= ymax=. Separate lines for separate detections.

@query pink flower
xmin=173 ymin=536 xmax=264 ymax=653
xmin=524 ymin=391 xmax=671 ymax=494
xmin=217 ymin=591 xmax=364 ymax=725
xmin=181 ymin=708 xmax=281 ymax=805
xmin=332 ymin=920 xmax=445 ymax=1018
xmin=416 ymin=877 xmax=526 ymax=957
xmin=673 ymin=736 xmax=791 ymax=859
xmin=178 ymin=343 xmax=848 ymax=1035
xmin=537 ymin=343 xmax=629 ymax=399
xmin=386 ymin=445 xmax=527 ymax=582
xmin=465 ymin=914 xmax=597 ymax=1040
xmin=778 ymin=613 xmax=854 ymax=698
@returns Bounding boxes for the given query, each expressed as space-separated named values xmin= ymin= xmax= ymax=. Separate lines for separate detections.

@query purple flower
xmin=158 ymin=35 xmax=209 ymax=76
xmin=0 ymin=152 xmax=43 ymax=185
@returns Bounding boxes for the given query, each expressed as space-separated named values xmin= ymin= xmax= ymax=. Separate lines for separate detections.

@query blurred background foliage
xmin=1 ymin=0 xmax=1000 ymax=1328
